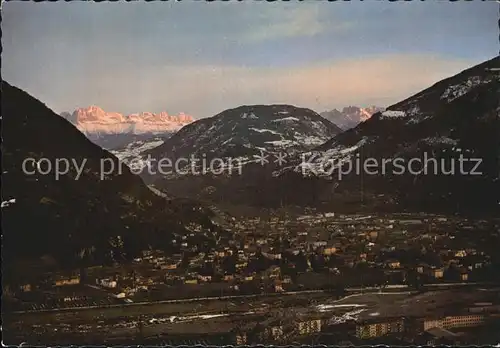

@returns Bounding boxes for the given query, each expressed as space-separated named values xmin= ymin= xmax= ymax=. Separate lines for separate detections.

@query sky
xmin=2 ymin=1 xmax=498 ymax=118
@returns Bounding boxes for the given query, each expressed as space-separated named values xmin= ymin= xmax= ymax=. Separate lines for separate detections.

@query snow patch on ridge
xmin=293 ymin=137 xmax=370 ymax=177
xmin=272 ymin=117 xmax=299 ymax=122
xmin=381 ymin=110 xmax=406 ymax=119
xmin=241 ymin=112 xmax=258 ymax=119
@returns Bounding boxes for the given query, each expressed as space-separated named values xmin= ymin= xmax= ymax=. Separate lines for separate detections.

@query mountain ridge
xmin=147 ymin=104 xmax=342 ymax=168
xmin=284 ymin=56 xmax=500 ymax=214
xmin=320 ymin=106 xmax=384 ymax=130
xmin=61 ymin=106 xmax=194 ymax=149
xmin=2 ymin=81 xmax=221 ymax=271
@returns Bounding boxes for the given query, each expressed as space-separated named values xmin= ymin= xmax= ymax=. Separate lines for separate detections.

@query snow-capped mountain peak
xmin=61 ymin=106 xmax=195 ymax=149
xmin=65 ymin=106 xmax=194 ymax=134
xmin=147 ymin=104 xmax=343 ymax=175
xmin=73 ymin=105 xmax=126 ymax=124
xmin=320 ymin=106 xmax=384 ymax=130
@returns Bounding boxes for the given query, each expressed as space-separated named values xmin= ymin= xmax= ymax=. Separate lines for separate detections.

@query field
xmin=4 ymin=287 xmax=499 ymax=345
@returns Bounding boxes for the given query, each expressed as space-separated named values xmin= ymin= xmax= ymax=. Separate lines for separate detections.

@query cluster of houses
xmin=11 ymin=212 xmax=496 ymax=309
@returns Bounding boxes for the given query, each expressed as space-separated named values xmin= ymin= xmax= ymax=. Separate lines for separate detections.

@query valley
xmin=4 ymin=209 xmax=500 ymax=345
xmin=2 ymin=32 xmax=499 ymax=346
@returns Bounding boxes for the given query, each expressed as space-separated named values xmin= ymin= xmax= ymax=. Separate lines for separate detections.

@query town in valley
xmin=5 ymin=209 xmax=500 ymax=345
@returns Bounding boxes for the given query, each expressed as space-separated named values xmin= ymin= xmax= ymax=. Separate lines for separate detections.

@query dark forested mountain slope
xmin=1 ymin=82 xmax=220 ymax=272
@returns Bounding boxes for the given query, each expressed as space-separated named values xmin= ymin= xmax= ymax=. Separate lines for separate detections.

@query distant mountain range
xmin=320 ymin=106 xmax=385 ymax=130
xmin=60 ymin=106 xmax=194 ymax=149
